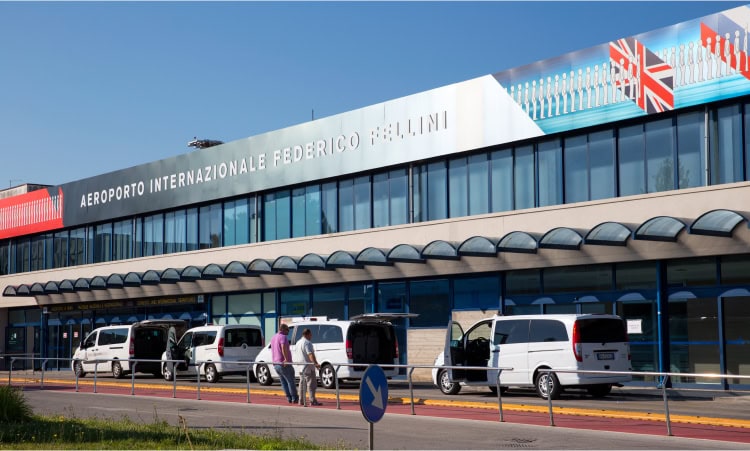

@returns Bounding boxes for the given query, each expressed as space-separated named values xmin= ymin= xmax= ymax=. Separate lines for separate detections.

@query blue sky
xmin=0 ymin=1 xmax=742 ymax=187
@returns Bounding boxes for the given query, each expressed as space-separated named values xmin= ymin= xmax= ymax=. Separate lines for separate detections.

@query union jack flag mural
xmin=609 ymin=37 xmax=675 ymax=114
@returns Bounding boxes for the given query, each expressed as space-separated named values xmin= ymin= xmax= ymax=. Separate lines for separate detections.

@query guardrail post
xmin=130 ymin=360 xmax=137 ymax=395
xmin=196 ymin=362 xmax=202 ymax=400
xmin=661 ymin=374 xmax=672 ymax=436
xmin=41 ymin=359 xmax=48 ymax=389
xmin=497 ymin=369 xmax=504 ymax=422
xmin=408 ymin=367 xmax=416 ymax=415
xmin=247 ymin=364 xmax=252 ymax=404
xmin=334 ymin=365 xmax=341 ymax=410
xmin=547 ymin=370 xmax=555 ymax=427
xmin=93 ymin=362 xmax=99 ymax=394
xmin=8 ymin=357 xmax=15 ymax=385
xmin=172 ymin=361 xmax=177 ymax=398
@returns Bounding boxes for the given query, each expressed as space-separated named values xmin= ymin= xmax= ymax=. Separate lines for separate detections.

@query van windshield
xmin=577 ymin=318 xmax=627 ymax=342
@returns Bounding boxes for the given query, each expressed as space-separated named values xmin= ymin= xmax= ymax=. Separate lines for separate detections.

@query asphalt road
xmin=21 ymin=389 xmax=750 ymax=450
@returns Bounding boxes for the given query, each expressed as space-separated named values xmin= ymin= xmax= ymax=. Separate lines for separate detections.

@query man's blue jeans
xmin=274 ymin=364 xmax=298 ymax=402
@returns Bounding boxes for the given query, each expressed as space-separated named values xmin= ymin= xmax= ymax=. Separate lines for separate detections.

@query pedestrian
xmin=294 ymin=328 xmax=322 ymax=406
xmin=270 ymin=323 xmax=298 ymax=404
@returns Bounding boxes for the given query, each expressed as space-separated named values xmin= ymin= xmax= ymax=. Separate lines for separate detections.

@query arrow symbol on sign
xmin=365 ymin=376 xmax=383 ymax=409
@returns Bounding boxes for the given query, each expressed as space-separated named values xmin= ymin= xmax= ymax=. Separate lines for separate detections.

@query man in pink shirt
xmin=270 ymin=323 xmax=298 ymax=404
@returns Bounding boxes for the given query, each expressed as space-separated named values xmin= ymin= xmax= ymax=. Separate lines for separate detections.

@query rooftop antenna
xmin=187 ymin=137 xmax=224 ymax=150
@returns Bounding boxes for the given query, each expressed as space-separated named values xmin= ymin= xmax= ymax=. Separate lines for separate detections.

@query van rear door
xmin=575 ymin=317 xmax=631 ymax=372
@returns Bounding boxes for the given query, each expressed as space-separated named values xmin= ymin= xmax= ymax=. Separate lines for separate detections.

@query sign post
xmin=359 ymin=365 xmax=388 ymax=450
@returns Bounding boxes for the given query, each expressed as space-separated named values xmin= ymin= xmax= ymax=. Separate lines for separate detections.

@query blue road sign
xmin=359 ymin=365 xmax=388 ymax=423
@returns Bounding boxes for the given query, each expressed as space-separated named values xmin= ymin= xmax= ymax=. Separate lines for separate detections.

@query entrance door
xmin=722 ymin=296 xmax=750 ymax=388
xmin=616 ymin=300 xmax=658 ymax=382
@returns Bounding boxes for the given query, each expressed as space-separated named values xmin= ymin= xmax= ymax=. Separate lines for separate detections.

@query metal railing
xmin=4 ymin=354 xmax=750 ymax=436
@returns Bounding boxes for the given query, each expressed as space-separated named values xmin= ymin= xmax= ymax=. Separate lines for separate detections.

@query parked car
xmin=432 ymin=314 xmax=632 ymax=399
xmin=254 ymin=313 xmax=415 ymax=389
xmin=161 ymin=324 xmax=264 ymax=383
xmin=72 ymin=320 xmax=186 ymax=379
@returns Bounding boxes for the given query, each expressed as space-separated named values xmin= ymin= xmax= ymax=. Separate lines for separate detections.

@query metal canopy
xmin=356 ymin=247 xmax=391 ymax=266
xmin=298 ymin=253 xmax=329 ymax=271
xmin=634 ymin=216 xmax=685 ymax=242
xmin=498 ymin=231 xmax=538 ymax=253
xmin=327 ymin=251 xmax=362 ymax=269
xmin=457 ymin=236 xmax=499 ymax=257
xmin=585 ymin=222 xmax=632 ymax=246
xmin=421 ymin=240 xmax=460 ymax=260
xmin=387 ymin=244 xmax=425 ymax=263
xmin=690 ymin=209 xmax=746 ymax=237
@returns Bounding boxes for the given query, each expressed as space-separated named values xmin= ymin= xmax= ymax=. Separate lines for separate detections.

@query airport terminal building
xmin=3 ymin=5 xmax=750 ymax=387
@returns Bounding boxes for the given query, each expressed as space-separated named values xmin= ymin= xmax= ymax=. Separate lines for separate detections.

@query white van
xmin=161 ymin=324 xmax=264 ymax=383
xmin=254 ymin=313 xmax=415 ymax=389
xmin=72 ymin=320 xmax=186 ymax=379
xmin=432 ymin=314 xmax=631 ymax=399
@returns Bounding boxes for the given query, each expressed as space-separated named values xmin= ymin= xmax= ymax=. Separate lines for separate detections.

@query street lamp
xmin=187 ymin=137 xmax=223 ymax=150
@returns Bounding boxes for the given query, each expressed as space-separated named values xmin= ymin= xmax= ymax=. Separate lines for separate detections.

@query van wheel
xmin=163 ymin=363 xmax=174 ymax=381
xmin=73 ymin=361 xmax=86 ymax=378
xmin=256 ymin=364 xmax=272 ymax=386
xmin=320 ymin=364 xmax=336 ymax=389
xmin=438 ymin=369 xmax=461 ymax=395
xmin=535 ymin=371 xmax=561 ymax=400
xmin=587 ymin=384 xmax=612 ymax=398
xmin=205 ymin=363 xmax=220 ymax=383
xmin=112 ymin=361 xmax=123 ymax=379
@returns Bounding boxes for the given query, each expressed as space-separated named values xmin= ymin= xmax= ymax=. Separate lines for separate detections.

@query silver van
xmin=433 ymin=314 xmax=631 ymax=399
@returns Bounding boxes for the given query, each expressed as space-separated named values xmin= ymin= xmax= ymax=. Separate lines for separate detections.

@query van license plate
xmin=597 ymin=352 xmax=614 ymax=360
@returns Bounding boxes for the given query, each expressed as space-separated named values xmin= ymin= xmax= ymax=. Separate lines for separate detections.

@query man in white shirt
xmin=294 ymin=328 xmax=322 ymax=406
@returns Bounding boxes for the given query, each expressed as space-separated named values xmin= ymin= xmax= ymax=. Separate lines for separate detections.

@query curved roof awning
xmin=44 ymin=281 xmax=60 ymax=294
xmin=124 ymin=272 xmax=145 ymax=286
xmin=180 ymin=266 xmax=203 ymax=281
xmin=298 ymin=253 xmax=329 ymax=271
xmin=272 ymin=256 xmax=305 ymax=272
xmin=585 ymin=222 xmax=632 ymax=246
xmin=421 ymin=240 xmax=460 ymax=260
xmin=356 ymin=247 xmax=392 ymax=266
xmin=74 ymin=278 xmax=91 ymax=291
xmin=201 ymin=263 xmax=224 ymax=279
xmin=161 ymin=268 xmax=182 ymax=283
xmin=106 ymin=274 xmax=125 ymax=288
xmin=327 ymin=251 xmax=362 ymax=269
xmin=59 ymin=279 xmax=75 ymax=292
xmin=690 ymin=209 xmax=746 ymax=237
xmin=224 ymin=261 xmax=251 ymax=277
xmin=498 ymin=231 xmax=538 ymax=253
xmin=457 ymin=236 xmax=499 ymax=257
xmin=248 ymin=258 xmax=274 ymax=274
xmin=90 ymin=276 xmax=107 ymax=290
xmin=634 ymin=216 xmax=685 ymax=242
xmin=3 ymin=286 xmax=18 ymax=296
xmin=539 ymin=227 xmax=583 ymax=250
xmin=30 ymin=283 xmax=45 ymax=295
xmin=387 ymin=244 xmax=425 ymax=263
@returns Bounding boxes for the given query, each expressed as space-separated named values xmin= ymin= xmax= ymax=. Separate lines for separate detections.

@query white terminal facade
xmin=3 ymin=5 xmax=750 ymax=387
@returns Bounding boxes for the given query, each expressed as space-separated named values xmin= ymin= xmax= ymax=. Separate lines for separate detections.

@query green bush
xmin=0 ymin=385 xmax=33 ymax=423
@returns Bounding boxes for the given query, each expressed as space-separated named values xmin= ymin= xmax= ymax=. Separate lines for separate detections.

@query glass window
xmin=280 ymin=288 xmax=309 ymax=316
xmin=224 ymin=198 xmax=249 ymax=245
xmin=667 ymin=257 xmax=717 ymax=287
xmin=615 ymin=261 xmax=657 ymax=290
xmin=677 ymin=111 xmax=706 ymax=189
xmin=618 ymin=123 xmax=646 ymax=196
xmin=514 ymin=145 xmax=534 ymax=209
xmin=529 ymin=320 xmax=568 ymax=342
xmin=453 ymin=276 xmax=499 ymax=310
xmin=544 ymin=265 xmax=612 ymax=292
xmin=410 ymin=279 xmax=450 ymax=327
xmin=427 ymin=161 xmax=448 ymax=220
xmin=0 ymin=241 xmax=8 ymax=275
xmin=721 ymin=254 xmax=750 ymax=285
xmin=505 ymin=269 xmax=541 ymax=295
xmin=321 ymin=182 xmax=337 ymax=234
xmin=354 ymin=175 xmax=371 ymax=230
xmin=564 ymin=134 xmax=588 ymax=203
xmin=143 ymin=213 xmax=164 ymax=256
xmin=52 ymin=231 xmax=68 ymax=268
xmin=113 ymin=219 xmax=133 ymax=260
xmin=69 ymin=227 xmax=86 ymax=267
xmin=495 ymin=319 xmax=529 ymax=344
xmin=94 ymin=223 xmax=112 ymax=263
xmin=292 ymin=187 xmax=306 ymax=238
xmin=468 ymin=154 xmax=489 ymax=215
xmin=710 ymin=104 xmax=743 ymax=184
xmin=373 ymin=172 xmax=389 ymax=228
xmin=617 ymin=300 xmax=659 ymax=380
xmin=448 ymin=157 xmax=468 ymax=217
xmin=490 ymin=148 xmax=513 ymax=212
xmin=30 ymin=233 xmax=52 ymax=271
xmin=305 ymin=185 xmax=321 ymax=236
xmin=668 ymin=298 xmax=719 ymax=383
xmin=338 ymin=178 xmax=354 ymax=232
xmin=378 ymin=281 xmax=406 ymax=313
xmin=645 ymin=117 xmax=676 ymax=193
xmin=313 ymin=286 xmax=346 ymax=319
xmin=412 ymin=164 xmax=427 ymax=223
xmin=723 ymin=296 xmax=750 ymax=385
xmin=186 ymin=207 xmax=199 ymax=251
xmin=537 ymin=139 xmax=563 ymax=207
xmin=164 ymin=210 xmax=186 ymax=254
xmin=589 ymin=130 xmax=616 ymax=200
xmin=389 ymin=168 xmax=408 ymax=226
xmin=348 ymin=283 xmax=373 ymax=318
xmin=263 ymin=191 xmax=289 ymax=241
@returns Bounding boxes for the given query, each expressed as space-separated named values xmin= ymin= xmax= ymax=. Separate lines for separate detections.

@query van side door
xmin=79 ymin=330 xmax=99 ymax=372
xmin=526 ymin=319 xmax=569 ymax=384
xmin=488 ymin=319 xmax=530 ymax=386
